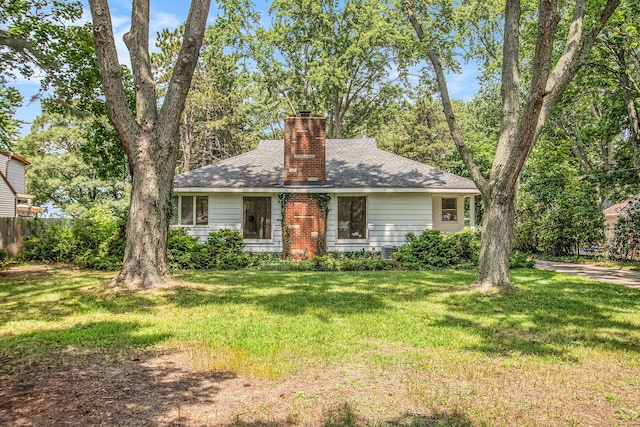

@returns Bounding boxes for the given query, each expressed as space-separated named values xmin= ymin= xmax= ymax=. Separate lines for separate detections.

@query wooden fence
xmin=0 ymin=217 xmax=41 ymax=258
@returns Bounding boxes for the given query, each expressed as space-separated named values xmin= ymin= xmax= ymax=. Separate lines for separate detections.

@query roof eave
xmin=174 ymin=186 xmax=480 ymax=195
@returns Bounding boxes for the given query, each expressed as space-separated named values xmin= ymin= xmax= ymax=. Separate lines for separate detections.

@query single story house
xmin=0 ymin=151 xmax=40 ymax=218
xmin=173 ymin=112 xmax=480 ymax=258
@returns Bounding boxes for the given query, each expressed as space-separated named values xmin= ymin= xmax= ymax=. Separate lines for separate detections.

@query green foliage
xmin=393 ymin=229 xmax=481 ymax=269
xmin=13 ymin=113 xmax=129 ymax=216
xmin=0 ymin=87 xmax=22 ymax=149
xmin=242 ymin=0 xmax=404 ymax=138
xmin=509 ymin=251 xmax=535 ymax=269
xmin=311 ymin=251 xmax=391 ymax=271
xmin=0 ymin=0 xmax=94 ymax=148
xmin=514 ymin=136 xmax=606 ymax=256
xmin=166 ymin=229 xmax=253 ymax=270
xmin=152 ymin=23 xmax=261 ymax=171
xmin=609 ymin=198 xmax=640 ymax=261
xmin=21 ymin=207 xmax=126 ymax=270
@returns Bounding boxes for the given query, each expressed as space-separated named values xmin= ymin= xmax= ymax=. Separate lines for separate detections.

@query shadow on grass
xmin=438 ymin=269 xmax=640 ymax=357
xmin=169 ymin=270 xmax=469 ymax=316
xmin=0 ymin=346 xmax=235 ymax=427
xmin=0 ymin=320 xmax=171 ymax=358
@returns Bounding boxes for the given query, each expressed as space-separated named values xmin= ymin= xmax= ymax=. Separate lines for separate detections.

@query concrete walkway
xmin=535 ymin=260 xmax=640 ymax=288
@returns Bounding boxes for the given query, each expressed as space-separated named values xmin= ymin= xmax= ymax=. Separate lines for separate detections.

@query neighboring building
xmin=0 ymin=151 xmax=40 ymax=218
xmin=173 ymin=113 xmax=480 ymax=258
xmin=603 ymin=195 xmax=639 ymax=240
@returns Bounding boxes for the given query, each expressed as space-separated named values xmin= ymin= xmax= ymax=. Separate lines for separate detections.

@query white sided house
xmin=0 ymin=152 xmax=39 ymax=218
xmin=172 ymin=113 xmax=480 ymax=258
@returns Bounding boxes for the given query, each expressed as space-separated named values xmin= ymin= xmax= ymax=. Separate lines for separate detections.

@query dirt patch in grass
xmin=1 ymin=347 xmax=639 ymax=426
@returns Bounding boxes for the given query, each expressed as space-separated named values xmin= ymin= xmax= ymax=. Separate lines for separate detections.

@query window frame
xmin=172 ymin=195 xmax=209 ymax=226
xmin=441 ymin=197 xmax=458 ymax=222
xmin=242 ymin=196 xmax=273 ymax=240
xmin=336 ymin=196 xmax=368 ymax=242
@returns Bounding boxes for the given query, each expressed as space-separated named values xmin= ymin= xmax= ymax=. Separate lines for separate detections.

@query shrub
xmin=509 ymin=250 xmax=535 ymax=269
xmin=311 ymin=251 xmax=391 ymax=271
xmin=20 ymin=207 xmax=126 ymax=270
xmin=609 ymin=198 xmax=640 ymax=261
xmin=167 ymin=229 xmax=252 ymax=270
xmin=393 ymin=229 xmax=481 ymax=269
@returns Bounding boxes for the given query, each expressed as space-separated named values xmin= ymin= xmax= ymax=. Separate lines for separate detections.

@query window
xmin=181 ymin=196 xmax=193 ymax=224
xmin=195 ymin=196 xmax=208 ymax=225
xmin=442 ymin=198 xmax=457 ymax=221
xmin=243 ymin=197 xmax=271 ymax=239
xmin=338 ymin=196 xmax=366 ymax=239
xmin=174 ymin=195 xmax=208 ymax=225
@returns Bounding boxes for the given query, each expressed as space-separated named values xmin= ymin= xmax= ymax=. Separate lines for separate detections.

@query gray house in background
xmin=0 ymin=152 xmax=39 ymax=218
xmin=172 ymin=113 xmax=479 ymax=258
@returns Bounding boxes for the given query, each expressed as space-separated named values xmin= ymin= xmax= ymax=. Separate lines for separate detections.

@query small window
xmin=195 ymin=196 xmax=208 ymax=225
xmin=243 ymin=197 xmax=272 ymax=239
xmin=181 ymin=196 xmax=194 ymax=225
xmin=338 ymin=196 xmax=367 ymax=239
xmin=176 ymin=195 xmax=208 ymax=225
xmin=442 ymin=198 xmax=457 ymax=221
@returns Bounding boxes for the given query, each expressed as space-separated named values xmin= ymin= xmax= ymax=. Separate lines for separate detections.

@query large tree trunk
xmin=474 ymin=188 xmax=518 ymax=290
xmin=404 ymin=0 xmax=619 ymax=292
xmin=90 ymin=0 xmax=211 ymax=289
xmin=112 ymin=131 xmax=178 ymax=288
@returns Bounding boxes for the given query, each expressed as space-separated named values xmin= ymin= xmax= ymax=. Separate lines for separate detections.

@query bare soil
xmin=0 ymin=348 xmax=442 ymax=427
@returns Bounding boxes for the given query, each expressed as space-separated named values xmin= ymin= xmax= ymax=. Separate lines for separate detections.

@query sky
xmin=13 ymin=0 xmax=481 ymax=136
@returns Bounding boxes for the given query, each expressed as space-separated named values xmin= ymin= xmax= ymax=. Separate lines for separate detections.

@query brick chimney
xmin=284 ymin=111 xmax=327 ymax=185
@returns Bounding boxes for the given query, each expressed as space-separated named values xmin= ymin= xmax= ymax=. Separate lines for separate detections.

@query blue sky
xmin=13 ymin=0 xmax=481 ymax=135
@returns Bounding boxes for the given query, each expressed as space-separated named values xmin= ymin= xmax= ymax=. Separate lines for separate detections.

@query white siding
xmin=432 ymin=195 xmax=466 ymax=233
xmin=6 ymin=160 xmax=26 ymax=194
xmin=327 ymin=193 xmax=433 ymax=252
xmin=175 ymin=193 xmax=282 ymax=253
xmin=0 ymin=181 xmax=15 ymax=217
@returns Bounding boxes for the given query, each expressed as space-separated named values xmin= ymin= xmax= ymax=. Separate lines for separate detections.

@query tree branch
xmin=537 ymin=0 xmax=620 ymax=134
xmin=88 ymin=0 xmax=137 ymax=162
xmin=124 ymin=0 xmax=157 ymax=126
xmin=159 ymin=0 xmax=212 ymax=140
xmin=403 ymin=0 xmax=487 ymax=192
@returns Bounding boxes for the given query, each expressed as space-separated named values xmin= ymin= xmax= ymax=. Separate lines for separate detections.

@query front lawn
xmin=1 ymin=265 xmax=638 ymax=426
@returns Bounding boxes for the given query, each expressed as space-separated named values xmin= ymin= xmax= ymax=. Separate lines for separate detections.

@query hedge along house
xmin=172 ymin=112 xmax=480 ymax=259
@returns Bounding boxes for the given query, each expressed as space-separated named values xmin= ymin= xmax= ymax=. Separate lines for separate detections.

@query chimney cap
xmin=298 ymin=109 xmax=312 ymax=117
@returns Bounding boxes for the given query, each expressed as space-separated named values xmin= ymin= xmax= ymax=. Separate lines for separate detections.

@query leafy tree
xmin=14 ymin=113 xmax=129 ymax=216
xmin=376 ymin=90 xmax=453 ymax=169
xmin=513 ymin=136 xmax=605 ymax=255
xmin=404 ymin=0 xmax=621 ymax=290
xmin=610 ymin=197 xmax=640 ymax=260
xmin=245 ymin=0 xmax=404 ymax=138
xmin=153 ymin=24 xmax=261 ymax=172
xmin=88 ymin=0 xmax=211 ymax=288
xmin=0 ymin=0 xmax=94 ymax=148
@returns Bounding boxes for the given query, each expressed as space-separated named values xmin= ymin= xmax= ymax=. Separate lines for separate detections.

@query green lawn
xmin=1 ymin=265 xmax=639 ymax=426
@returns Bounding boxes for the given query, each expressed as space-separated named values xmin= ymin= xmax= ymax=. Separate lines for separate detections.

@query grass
xmin=1 ymin=265 xmax=639 ymax=426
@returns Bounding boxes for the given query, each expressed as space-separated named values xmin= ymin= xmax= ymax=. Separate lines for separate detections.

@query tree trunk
xmin=617 ymin=49 xmax=640 ymax=179
xmin=474 ymin=188 xmax=518 ymax=290
xmin=111 ymin=130 xmax=178 ymax=288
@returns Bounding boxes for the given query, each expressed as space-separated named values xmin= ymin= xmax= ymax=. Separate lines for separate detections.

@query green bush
xmin=311 ymin=251 xmax=391 ymax=271
xmin=609 ymin=198 xmax=640 ymax=261
xmin=167 ymin=229 xmax=252 ymax=270
xmin=21 ymin=207 xmax=126 ymax=270
xmin=509 ymin=250 xmax=535 ymax=269
xmin=393 ymin=229 xmax=481 ymax=269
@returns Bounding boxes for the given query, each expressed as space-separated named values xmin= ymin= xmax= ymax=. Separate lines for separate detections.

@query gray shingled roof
xmin=173 ymin=139 xmax=478 ymax=191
